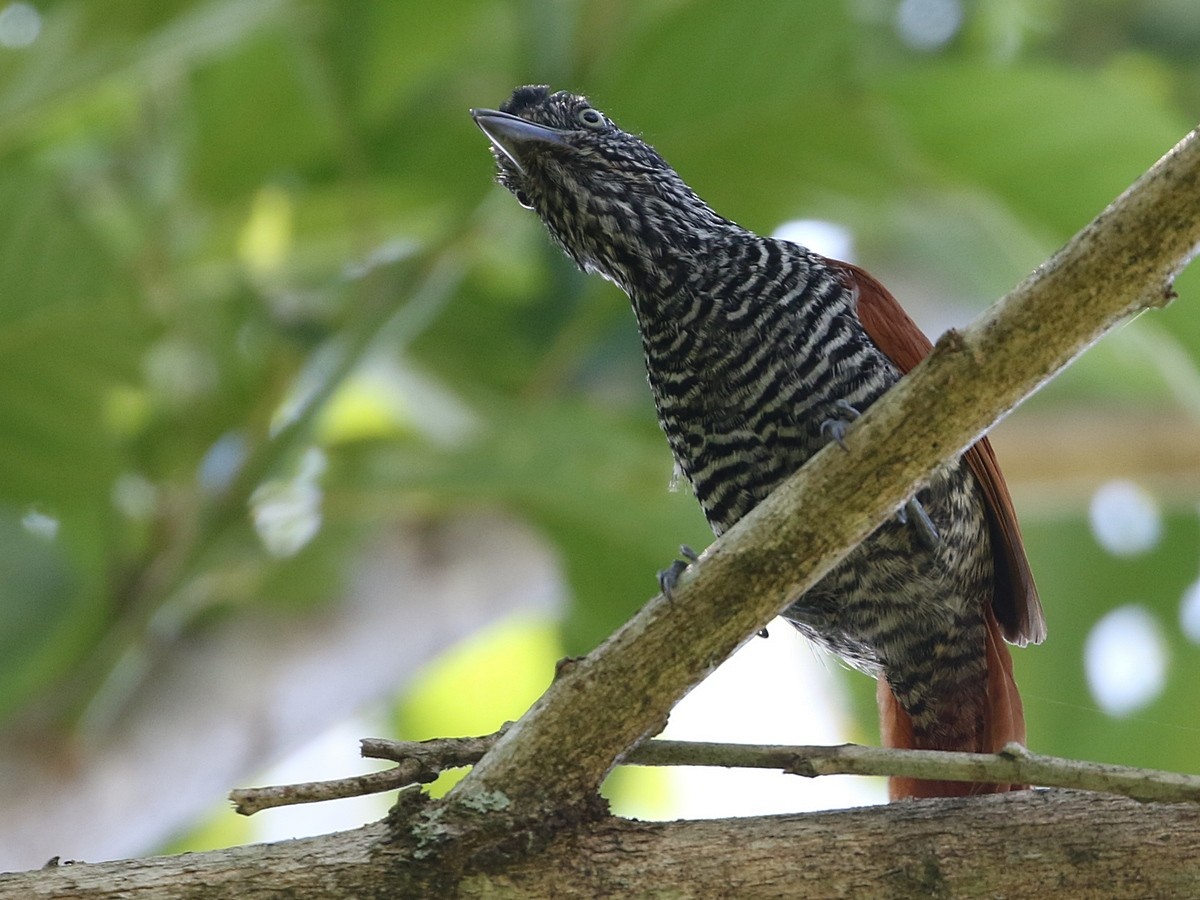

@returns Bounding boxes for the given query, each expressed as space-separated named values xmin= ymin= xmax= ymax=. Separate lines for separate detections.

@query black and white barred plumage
xmin=472 ymin=86 xmax=1042 ymax=792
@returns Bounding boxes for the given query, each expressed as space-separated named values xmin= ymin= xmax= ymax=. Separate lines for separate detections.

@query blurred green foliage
xmin=2 ymin=0 xmax=1199 ymax=814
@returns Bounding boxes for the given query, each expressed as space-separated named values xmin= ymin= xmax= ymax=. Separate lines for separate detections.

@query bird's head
xmin=470 ymin=85 xmax=731 ymax=290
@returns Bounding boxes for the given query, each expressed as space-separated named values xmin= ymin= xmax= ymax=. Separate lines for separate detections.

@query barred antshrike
xmin=471 ymin=86 xmax=1045 ymax=799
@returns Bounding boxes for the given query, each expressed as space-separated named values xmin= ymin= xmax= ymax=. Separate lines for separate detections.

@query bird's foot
xmin=819 ymin=400 xmax=861 ymax=450
xmin=657 ymin=544 xmax=700 ymax=599
xmin=820 ymin=401 xmax=941 ymax=551
xmin=898 ymin=497 xmax=941 ymax=550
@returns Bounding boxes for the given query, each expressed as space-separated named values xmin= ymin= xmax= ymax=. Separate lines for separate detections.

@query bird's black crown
xmin=472 ymin=85 xmax=729 ymax=290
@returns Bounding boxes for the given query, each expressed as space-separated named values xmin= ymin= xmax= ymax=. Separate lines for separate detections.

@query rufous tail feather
xmin=879 ymin=605 xmax=1028 ymax=800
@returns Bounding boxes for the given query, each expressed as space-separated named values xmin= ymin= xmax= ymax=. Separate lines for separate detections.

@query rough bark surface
xmin=5 ymin=792 xmax=1198 ymax=898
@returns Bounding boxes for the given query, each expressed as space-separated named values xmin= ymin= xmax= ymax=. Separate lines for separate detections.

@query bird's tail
xmin=878 ymin=605 xmax=1028 ymax=800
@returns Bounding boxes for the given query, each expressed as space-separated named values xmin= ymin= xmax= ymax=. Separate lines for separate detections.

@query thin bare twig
xmin=230 ymin=730 xmax=508 ymax=815
xmin=231 ymin=770 xmax=417 ymax=817
xmin=230 ymin=732 xmax=1200 ymax=814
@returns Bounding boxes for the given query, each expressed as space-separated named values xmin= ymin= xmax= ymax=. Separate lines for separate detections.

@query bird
xmin=471 ymin=85 xmax=1046 ymax=799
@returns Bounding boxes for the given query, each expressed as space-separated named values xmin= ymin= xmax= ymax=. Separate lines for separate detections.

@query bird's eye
xmin=513 ymin=188 xmax=534 ymax=210
xmin=577 ymin=108 xmax=605 ymax=129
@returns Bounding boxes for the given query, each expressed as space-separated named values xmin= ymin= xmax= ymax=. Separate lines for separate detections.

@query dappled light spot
xmin=144 ymin=338 xmax=220 ymax=406
xmin=1084 ymin=605 xmax=1168 ymax=717
xmin=238 ymin=185 xmax=293 ymax=278
xmin=318 ymin=378 xmax=404 ymax=444
xmin=111 ymin=472 xmax=158 ymax=520
xmin=198 ymin=432 xmax=248 ymax=494
xmin=895 ymin=0 xmax=963 ymax=51
xmin=0 ymin=2 xmax=40 ymax=49
xmin=21 ymin=508 xmax=58 ymax=541
xmin=1180 ymin=579 xmax=1200 ymax=644
xmin=342 ymin=237 xmax=418 ymax=280
xmin=250 ymin=447 xmax=326 ymax=558
xmin=317 ymin=360 xmax=479 ymax=447
xmin=1088 ymin=480 xmax=1162 ymax=557
xmin=772 ymin=219 xmax=855 ymax=262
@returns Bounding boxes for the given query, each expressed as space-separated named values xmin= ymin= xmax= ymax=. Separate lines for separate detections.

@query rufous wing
xmin=826 ymin=257 xmax=1046 ymax=647
xmin=825 ymin=257 xmax=1043 ymax=798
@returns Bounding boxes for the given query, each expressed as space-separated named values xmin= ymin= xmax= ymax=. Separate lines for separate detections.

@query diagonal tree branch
xmin=439 ymin=125 xmax=1200 ymax=824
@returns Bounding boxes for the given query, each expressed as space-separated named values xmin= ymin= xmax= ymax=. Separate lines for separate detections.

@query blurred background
xmin=1 ymin=0 xmax=1199 ymax=871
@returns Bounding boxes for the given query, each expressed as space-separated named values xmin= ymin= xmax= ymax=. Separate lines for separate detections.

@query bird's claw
xmin=901 ymin=497 xmax=940 ymax=550
xmin=657 ymin=544 xmax=699 ymax=599
xmin=818 ymin=399 xmax=940 ymax=551
xmin=819 ymin=400 xmax=940 ymax=550
xmin=657 ymin=561 xmax=688 ymax=598
xmin=819 ymin=400 xmax=861 ymax=451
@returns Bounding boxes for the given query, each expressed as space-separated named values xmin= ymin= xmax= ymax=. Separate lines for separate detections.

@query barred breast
xmin=634 ymin=236 xmax=994 ymax=745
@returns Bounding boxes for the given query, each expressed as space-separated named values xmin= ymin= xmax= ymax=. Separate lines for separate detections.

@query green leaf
xmin=878 ymin=61 xmax=1189 ymax=236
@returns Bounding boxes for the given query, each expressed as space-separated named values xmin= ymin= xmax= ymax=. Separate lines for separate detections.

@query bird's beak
xmin=470 ymin=108 xmax=566 ymax=175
